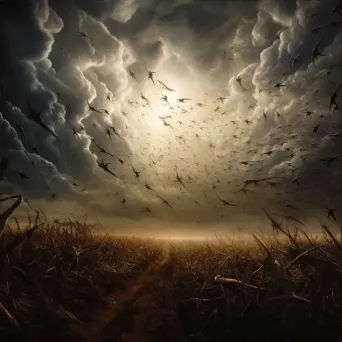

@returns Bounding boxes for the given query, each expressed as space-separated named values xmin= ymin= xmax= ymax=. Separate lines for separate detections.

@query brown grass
xmin=1 ymin=196 xmax=342 ymax=341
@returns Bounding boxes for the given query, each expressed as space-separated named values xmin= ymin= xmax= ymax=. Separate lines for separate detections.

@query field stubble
xmin=0 ymin=196 xmax=342 ymax=341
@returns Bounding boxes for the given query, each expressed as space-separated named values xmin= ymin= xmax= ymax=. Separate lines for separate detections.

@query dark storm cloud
xmin=0 ymin=0 xmax=128 ymax=208
xmin=1 ymin=0 xmax=342 ymax=232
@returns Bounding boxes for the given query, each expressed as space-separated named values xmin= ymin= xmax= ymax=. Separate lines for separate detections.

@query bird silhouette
xmin=128 ymin=68 xmax=138 ymax=81
xmin=329 ymin=81 xmax=342 ymax=110
xmin=156 ymin=195 xmax=173 ymax=209
xmin=157 ymin=80 xmax=175 ymax=92
xmin=97 ymin=160 xmax=116 ymax=178
xmin=79 ymin=31 xmax=89 ymax=38
xmin=26 ymin=101 xmax=58 ymax=139
xmin=87 ymin=101 xmax=102 ymax=114
xmin=147 ymin=70 xmax=155 ymax=84
xmin=217 ymin=196 xmax=236 ymax=206
xmin=311 ymin=38 xmax=325 ymax=66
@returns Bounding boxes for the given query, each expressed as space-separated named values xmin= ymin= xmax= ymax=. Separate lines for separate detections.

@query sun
xmin=143 ymin=90 xmax=180 ymax=133
xmin=125 ymin=58 xmax=207 ymax=159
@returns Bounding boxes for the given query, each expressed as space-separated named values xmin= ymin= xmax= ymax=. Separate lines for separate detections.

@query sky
xmin=1 ymin=0 xmax=342 ymax=236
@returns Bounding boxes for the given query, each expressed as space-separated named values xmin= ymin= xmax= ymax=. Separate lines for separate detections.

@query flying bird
xmin=177 ymin=98 xmax=192 ymax=103
xmin=217 ymin=96 xmax=226 ymax=103
xmin=145 ymin=182 xmax=155 ymax=192
xmin=147 ymin=70 xmax=155 ymax=84
xmin=105 ymin=128 xmax=112 ymax=139
xmin=319 ymin=154 xmax=342 ymax=166
xmin=128 ymin=68 xmax=138 ymax=81
xmin=115 ymin=155 xmax=125 ymax=165
xmin=79 ymin=31 xmax=89 ymax=38
xmin=244 ymin=177 xmax=279 ymax=188
xmin=326 ymin=206 xmax=338 ymax=222
xmin=92 ymin=140 xmax=114 ymax=157
xmin=14 ymin=124 xmax=27 ymax=144
xmin=26 ymin=101 xmax=58 ymax=139
xmin=312 ymin=124 xmax=320 ymax=134
xmin=311 ymin=38 xmax=325 ymax=66
xmin=87 ymin=101 xmax=102 ymax=114
xmin=109 ymin=126 xmax=121 ymax=137
xmin=157 ymin=80 xmax=175 ymax=92
xmin=132 ymin=165 xmax=140 ymax=179
xmin=235 ymin=75 xmax=247 ymax=91
xmin=71 ymin=126 xmax=79 ymax=137
xmin=141 ymin=93 xmax=151 ymax=107
xmin=17 ymin=171 xmax=31 ymax=181
xmin=275 ymin=81 xmax=286 ymax=89
xmin=329 ymin=81 xmax=342 ymax=110
xmin=161 ymin=94 xmax=170 ymax=104
xmin=175 ymin=167 xmax=185 ymax=187
xmin=97 ymin=160 xmax=116 ymax=178
xmin=217 ymin=196 xmax=236 ymax=206
xmin=99 ymin=108 xmax=110 ymax=116
xmin=157 ymin=195 xmax=173 ymax=209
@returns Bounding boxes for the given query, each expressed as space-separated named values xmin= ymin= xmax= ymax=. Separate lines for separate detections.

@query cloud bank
xmin=1 ymin=0 xmax=342 ymax=233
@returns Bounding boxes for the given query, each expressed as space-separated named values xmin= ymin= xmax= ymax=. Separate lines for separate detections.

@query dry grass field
xmin=1 ymin=196 xmax=342 ymax=341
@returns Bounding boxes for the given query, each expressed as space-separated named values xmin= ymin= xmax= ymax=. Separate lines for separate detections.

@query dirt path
xmin=79 ymin=246 xmax=172 ymax=342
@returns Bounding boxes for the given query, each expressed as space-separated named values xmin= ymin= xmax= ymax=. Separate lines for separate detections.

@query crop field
xmin=0 ymin=196 xmax=341 ymax=341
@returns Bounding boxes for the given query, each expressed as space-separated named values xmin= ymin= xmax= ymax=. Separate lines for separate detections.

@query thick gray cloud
xmin=1 ymin=0 xmax=342 ymax=235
